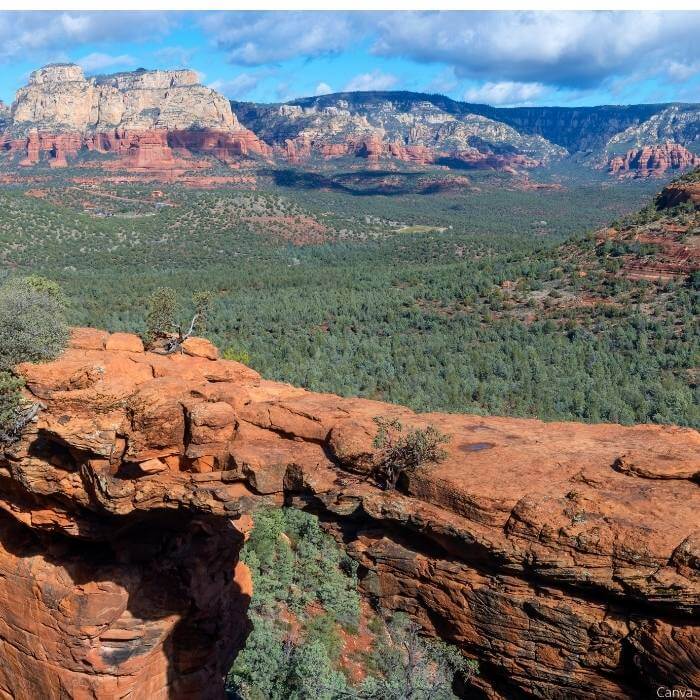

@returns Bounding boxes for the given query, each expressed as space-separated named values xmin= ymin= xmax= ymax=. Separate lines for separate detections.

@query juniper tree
xmin=0 ymin=276 xmax=69 ymax=371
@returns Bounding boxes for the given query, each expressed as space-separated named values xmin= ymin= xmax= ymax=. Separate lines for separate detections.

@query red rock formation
xmin=168 ymin=129 xmax=272 ymax=161
xmin=655 ymin=179 xmax=700 ymax=208
xmin=269 ymin=133 xmax=538 ymax=171
xmin=1 ymin=329 xmax=698 ymax=698
xmin=609 ymin=142 xmax=700 ymax=177
xmin=1 ymin=126 xmax=271 ymax=172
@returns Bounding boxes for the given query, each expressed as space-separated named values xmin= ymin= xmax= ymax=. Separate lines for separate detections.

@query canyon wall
xmin=4 ymin=66 xmax=700 ymax=174
xmin=0 ymin=329 xmax=697 ymax=698
xmin=9 ymin=64 xmax=236 ymax=134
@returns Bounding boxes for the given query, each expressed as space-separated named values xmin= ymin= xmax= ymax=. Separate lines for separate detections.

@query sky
xmin=1 ymin=11 xmax=700 ymax=108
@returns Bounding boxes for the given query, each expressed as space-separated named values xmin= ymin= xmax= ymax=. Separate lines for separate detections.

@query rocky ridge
xmin=233 ymin=96 xmax=564 ymax=168
xmin=10 ymin=64 xmax=236 ymax=134
xmin=0 ymin=328 xmax=697 ymax=698
xmin=607 ymin=105 xmax=700 ymax=154
xmin=2 ymin=66 xmax=700 ymax=176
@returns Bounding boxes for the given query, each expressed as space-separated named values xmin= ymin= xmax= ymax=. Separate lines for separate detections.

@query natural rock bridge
xmin=0 ymin=328 xmax=698 ymax=698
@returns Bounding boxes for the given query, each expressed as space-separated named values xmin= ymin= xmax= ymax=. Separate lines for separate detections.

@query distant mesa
xmin=0 ymin=63 xmax=271 ymax=173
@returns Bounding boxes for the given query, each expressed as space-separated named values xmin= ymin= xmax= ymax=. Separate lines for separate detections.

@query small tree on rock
xmin=372 ymin=417 xmax=450 ymax=489
xmin=145 ymin=287 xmax=178 ymax=346
xmin=144 ymin=287 xmax=213 ymax=354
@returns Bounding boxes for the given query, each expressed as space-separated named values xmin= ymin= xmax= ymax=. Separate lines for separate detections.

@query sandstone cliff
xmin=609 ymin=142 xmax=700 ymax=177
xmin=233 ymin=96 xmax=565 ymax=168
xmin=10 ymin=64 xmax=236 ymax=134
xmin=606 ymin=105 xmax=700 ymax=155
xmin=1 ymin=64 xmax=271 ymax=169
xmin=0 ymin=328 xmax=697 ymax=699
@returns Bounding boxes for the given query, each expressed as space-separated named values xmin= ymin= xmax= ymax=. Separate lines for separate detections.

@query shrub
xmin=0 ymin=276 xmax=69 ymax=372
xmin=361 ymin=612 xmax=478 ymax=700
xmin=0 ymin=372 xmax=27 ymax=444
xmin=145 ymin=287 xmax=178 ymax=345
xmin=222 ymin=346 xmax=252 ymax=365
xmin=144 ymin=287 xmax=213 ymax=352
xmin=227 ymin=507 xmax=476 ymax=699
xmin=372 ymin=417 xmax=450 ymax=488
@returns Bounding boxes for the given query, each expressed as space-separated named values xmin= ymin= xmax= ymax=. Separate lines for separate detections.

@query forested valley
xmin=1 ymin=167 xmax=696 ymax=427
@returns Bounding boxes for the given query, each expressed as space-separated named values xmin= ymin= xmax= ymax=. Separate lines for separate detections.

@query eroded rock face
xmin=1 ymin=328 xmax=698 ymax=698
xmin=1 ymin=64 xmax=271 ymax=169
xmin=11 ymin=64 xmax=236 ymax=134
xmin=609 ymin=142 xmax=700 ymax=177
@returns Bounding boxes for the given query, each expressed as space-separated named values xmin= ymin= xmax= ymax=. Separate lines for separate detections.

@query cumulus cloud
xmin=209 ymin=73 xmax=261 ymax=99
xmin=77 ymin=52 xmax=136 ymax=73
xmin=464 ymin=81 xmax=547 ymax=106
xmin=371 ymin=11 xmax=700 ymax=89
xmin=0 ymin=12 xmax=176 ymax=64
xmin=314 ymin=82 xmax=333 ymax=96
xmin=194 ymin=11 xmax=700 ymax=93
xmin=198 ymin=11 xmax=361 ymax=66
xmin=344 ymin=70 xmax=398 ymax=92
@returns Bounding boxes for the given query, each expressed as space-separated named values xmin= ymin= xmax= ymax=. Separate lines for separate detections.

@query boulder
xmin=182 ymin=337 xmax=219 ymax=360
xmin=105 ymin=332 xmax=144 ymax=353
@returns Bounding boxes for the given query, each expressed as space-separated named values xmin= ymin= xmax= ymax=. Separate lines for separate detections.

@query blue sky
xmin=1 ymin=11 xmax=699 ymax=107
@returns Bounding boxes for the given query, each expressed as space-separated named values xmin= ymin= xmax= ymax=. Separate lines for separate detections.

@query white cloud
xmin=209 ymin=72 xmax=261 ymax=98
xmin=77 ymin=52 xmax=136 ymax=73
xmin=0 ymin=12 xmax=176 ymax=65
xmin=344 ymin=70 xmax=398 ymax=92
xmin=194 ymin=11 xmax=700 ymax=93
xmin=198 ymin=11 xmax=360 ymax=66
xmin=371 ymin=11 xmax=700 ymax=90
xmin=664 ymin=60 xmax=700 ymax=83
xmin=314 ymin=81 xmax=332 ymax=96
xmin=464 ymin=81 xmax=547 ymax=106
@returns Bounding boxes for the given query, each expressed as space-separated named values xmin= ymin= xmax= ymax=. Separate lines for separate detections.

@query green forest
xmin=1 ymin=168 xmax=697 ymax=428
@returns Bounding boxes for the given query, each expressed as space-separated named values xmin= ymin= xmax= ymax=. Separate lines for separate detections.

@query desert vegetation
xmin=0 ymin=171 xmax=696 ymax=427
xmin=372 ymin=417 xmax=450 ymax=488
xmin=227 ymin=507 xmax=477 ymax=699
xmin=0 ymin=275 xmax=68 ymax=442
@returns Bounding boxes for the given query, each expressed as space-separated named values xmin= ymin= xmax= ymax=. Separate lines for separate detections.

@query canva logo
xmin=657 ymin=688 xmax=693 ymax=698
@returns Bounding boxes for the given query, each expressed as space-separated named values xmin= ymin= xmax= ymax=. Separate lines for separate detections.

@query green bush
xmin=222 ymin=346 xmax=252 ymax=365
xmin=0 ymin=276 xmax=69 ymax=372
xmin=145 ymin=286 xmax=178 ymax=345
xmin=0 ymin=371 xmax=27 ymax=443
xmin=144 ymin=287 xmax=212 ymax=349
xmin=372 ymin=417 xmax=450 ymax=488
xmin=361 ymin=613 xmax=478 ymax=700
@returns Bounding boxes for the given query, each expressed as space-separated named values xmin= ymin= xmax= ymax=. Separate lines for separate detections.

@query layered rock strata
xmin=609 ymin=142 xmax=700 ymax=177
xmin=0 ymin=328 xmax=698 ymax=698
xmin=1 ymin=64 xmax=270 ymax=169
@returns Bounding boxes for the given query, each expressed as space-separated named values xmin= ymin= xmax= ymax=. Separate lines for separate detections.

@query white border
xmin=4 ymin=3 xmax=700 ymax=11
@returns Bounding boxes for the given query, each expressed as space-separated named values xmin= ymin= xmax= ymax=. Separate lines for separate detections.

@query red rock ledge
xmin=0 ymin=328 xmax=697 ymax=699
